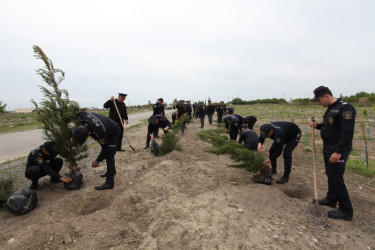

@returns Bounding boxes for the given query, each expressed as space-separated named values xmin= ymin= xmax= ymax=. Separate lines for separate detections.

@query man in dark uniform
xmin=206 ymin=100 xmax=215 ymax=125
xmin=186 ymin=101 xmax=193 ymax=123
xmin=176 ymin=100 xmax=187 ymax=134
xmin=103 ymin=93 xmax=128 ymax=151
xmin=223 ymin=114 xmax=244 ymax=141
xmin=196 ymin=103 xmax=206 ymax=128
xmin=25 ymin=141 xmax=72 ymax=190
xmin=216 ymin=101 xmax=226 ymax=123
xmin=310 ymin=86 xmax=355 ymax=221
xmin=244 ymin=115 xmax=257 ymax=130
xmin=153 ymin=98 xmax=165 ymax=138
xmin=257 ymin=122 xmax=301 ymax=184
xmin=238 ymin=124 xmax=258 ymax=150
xmin=193 ymin=102 xmax=198 ymax=118
xmin=144 ymin=114 xmax=171 ymax=149
xmin=73 ymin=111 xmax=121 ymax=190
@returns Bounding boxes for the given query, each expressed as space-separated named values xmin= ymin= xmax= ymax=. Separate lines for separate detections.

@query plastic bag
xmin=7 ymin=189 xmax=38 ymax=215
xmin=64 ymin=170 xmax=84 ymax=190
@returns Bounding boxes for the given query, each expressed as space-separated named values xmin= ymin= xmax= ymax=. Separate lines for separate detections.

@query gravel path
xmin=0 ymin=110 xmax=174 ymax=163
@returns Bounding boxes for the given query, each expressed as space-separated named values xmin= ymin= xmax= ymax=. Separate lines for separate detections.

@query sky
xmin=1 ymin=0 xmax=374 ymax=110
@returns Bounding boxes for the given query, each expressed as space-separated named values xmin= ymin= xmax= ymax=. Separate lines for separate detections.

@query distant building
xmin=15 ymin=108 xmax=32 ymax=113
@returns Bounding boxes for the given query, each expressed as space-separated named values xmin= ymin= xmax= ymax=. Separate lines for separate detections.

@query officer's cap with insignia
xmin=118 ymin=93 xmax=127 ymax=97
xmin=73 ymin=125 xmax=89 ymax=144
xmin=158 ymin=98 xmax=164 ymax=102
xmin=148 ymin=115 xmax=158 ymax=124
xmin=43 ymin=141 xmax=57 ymax=157
xmin=312 ymin=86 xmax=332 ymax=102
xmin=260 ymin=124 xmax=273 ymax=138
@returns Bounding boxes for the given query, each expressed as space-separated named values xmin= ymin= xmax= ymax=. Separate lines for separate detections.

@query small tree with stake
xmin=31 ymin=45 xmax=86 ymax=169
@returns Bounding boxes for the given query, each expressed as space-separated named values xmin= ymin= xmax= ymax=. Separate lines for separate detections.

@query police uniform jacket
xmin=316 ymin=98 xmax=356 ymax=154
xmin=259 ymin=122 xmax=301 ymax=161
xmin=103 ymin=99 xmax=128 ymax=124
xmin=238 ymin=128 xmax=259 ymax=149
xmin=153 ymin=102 xmax=165 ymax=116
xmin=206 ymin=104 xmax=215 ymax=115
xmin=196 ymin=105 xmax=206 ymax=118
xmin=78 ymin=111 xmax=120 ymax=163
xmin=185 ymin=104 xmax=192 ymax=114
xmin=26 ymin=145 xmax=61 ymax=180
xmin=148 ymin=115 xmax=172 ymax=135
xmin=177 ymin=104 xmax=186 ymax=118
xmin=216 ymin=104 xmax=226 ymax=115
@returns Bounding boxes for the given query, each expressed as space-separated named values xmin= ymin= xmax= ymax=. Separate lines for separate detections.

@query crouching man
xmin=73 ymin=111 xmax=121 ymax=190
xmin=144 ymin=114 xmax=171 ymax=149
xmin=25 ymin=141 xmax=72 ymax=190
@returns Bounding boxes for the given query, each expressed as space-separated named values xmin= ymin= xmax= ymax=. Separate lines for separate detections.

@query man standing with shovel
xmin=310 ymin=86 xmax=355 ymax=221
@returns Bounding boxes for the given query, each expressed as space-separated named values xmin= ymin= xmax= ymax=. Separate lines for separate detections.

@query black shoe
xmin=154 ymin=135 xmax=161 ymax=138
xmin=318 ymin=198 xmax=336 ymax=208
xmin=117 ymin=149 xmax=126 ymax=152
xmin=144 ymin=144 xmax=150 ymax=149
xmin=95 ymin=183 xmax=114 ymax=190
xmin=29 ymin=183 xmax=38 ymax=190
xmin=276 ymin=177 xmax=289 ymax=184
xmin=328 ymin=210 xmax=353 ymax=221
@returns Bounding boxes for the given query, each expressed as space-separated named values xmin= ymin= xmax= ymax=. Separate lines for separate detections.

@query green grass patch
xmin=347 ymin=159 xmax=375 ymax=177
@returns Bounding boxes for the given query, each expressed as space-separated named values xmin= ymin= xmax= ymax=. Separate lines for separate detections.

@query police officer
xmin=310 ymin=86 xmax=355 ymax=221
xmin=193 ymin=102 xmax=198 ymax=118
xmin=244 ymin=115 xmax=257 ymax=130
xmin=258 ymin=122 xmax=301 ymax=184
xmin=186 ymin=101 xmax=193 ymax=123
xmin=144 ymin=114 xmax=171 ymax=149
xmin=176 ymin=100 xmax=187 ymax=134
xmin=238 ymin=124 xmax=258 ymax=150
xmin=73 ymin=111 xmax=121 ymax=190
xmin=216 ymin=101 xmax=226 ymax=123
xmin=223 ymin=114 xmax=244 ymax=141
xmin=196 ymin=103 xmax=206 ymax=128
xmin=206 ymin=100 xmax=215 ymax=125
xmin=25 ymin=141 xmax=72 ymax=190
xmin=103 ymin=93 xmax=128 ymax=151
xmin=153 ymin=98 xmax=165 ymax=138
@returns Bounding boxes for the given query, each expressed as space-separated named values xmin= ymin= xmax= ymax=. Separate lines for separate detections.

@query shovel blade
xmin=308 ymin=204 xmax=328 ymax=227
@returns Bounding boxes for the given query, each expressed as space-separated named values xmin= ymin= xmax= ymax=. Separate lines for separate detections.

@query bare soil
xmin=1 ymin=116 xmax=375 ymax=249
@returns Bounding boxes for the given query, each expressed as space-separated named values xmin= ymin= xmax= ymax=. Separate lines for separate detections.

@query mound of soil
xmin=1 ymin=117 xmax=375 ymax=249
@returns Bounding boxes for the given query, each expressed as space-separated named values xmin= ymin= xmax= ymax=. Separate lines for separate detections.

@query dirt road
xmin=0 ymin=110 xmax=174 ymax=163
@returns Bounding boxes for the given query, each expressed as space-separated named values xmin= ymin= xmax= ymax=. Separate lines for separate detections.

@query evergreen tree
xmin=197 ymin=129 xmax=264 ymax=172
xmin=158 ymin=113 xmax=188 ymax=155
xmin=31 ymin=46 xmax=86 ymax=168
xmin=0 ymin=101 xmax=6 ymax=113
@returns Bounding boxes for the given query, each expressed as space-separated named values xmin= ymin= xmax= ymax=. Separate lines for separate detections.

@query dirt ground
xmin=1 ymin=115 xmax=375 ymax=249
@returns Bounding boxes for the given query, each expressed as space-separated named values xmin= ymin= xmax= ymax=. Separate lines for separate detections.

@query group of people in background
xmin=24 ymin=86 xmax=356 ymax=221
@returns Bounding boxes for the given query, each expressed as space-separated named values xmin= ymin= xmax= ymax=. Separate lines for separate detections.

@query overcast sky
xmin=1 ymin=0 xmax=374 ymax=110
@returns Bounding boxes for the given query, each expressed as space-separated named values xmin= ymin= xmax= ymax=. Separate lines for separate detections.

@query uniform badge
xmin=276 ymin=137 xmax=281 ymax=143
xmin=328 ymin=117 xmax=334 ymax=124
xmin=343 ymin=111 xmax=352 ymax=120
xmin=36 ymin=157 xmax=44 ymax=164
xmin=98 ymin=138 xmax=106 ymax=145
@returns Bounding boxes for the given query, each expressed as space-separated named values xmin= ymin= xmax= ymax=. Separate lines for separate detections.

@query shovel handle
xmin=311 ymin=117 xmax=318 ymax=201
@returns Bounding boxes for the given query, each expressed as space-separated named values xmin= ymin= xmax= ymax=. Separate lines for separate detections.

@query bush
xmin=0 ymin=178 xmax=14 ymax=207
xmin=347 ymin=159 xmax=375 ymax=177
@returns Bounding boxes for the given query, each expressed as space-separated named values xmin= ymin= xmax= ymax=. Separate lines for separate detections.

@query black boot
xmin=29 ymin=182 xmax=38 ymax=190
xmin=144 ymin=144 xmax=150 ymax=149
xmin=276 ymin=177 xmax=289 ymax=184
xmin=95 ymin=183 xmax=114 ymax=190
xmin=328 ymin=210 xmax=353 ymax=221
xmin=318 ymin=198 xmax=336 ymax=208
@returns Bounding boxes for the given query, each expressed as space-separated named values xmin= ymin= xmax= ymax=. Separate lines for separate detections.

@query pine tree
xmin=197 ymin=129 xmax=264 ymax=172
xmin=31 ymin=46 xmax=87 ymax=167
xmin=158 ymin=113 xmax=188 ymax=155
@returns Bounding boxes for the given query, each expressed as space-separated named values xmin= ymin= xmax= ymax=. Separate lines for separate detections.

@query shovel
xmin=308 ymin=117 xmax=328 ymax=227
xmin=113 ymin=99 xmax=136 ymax=152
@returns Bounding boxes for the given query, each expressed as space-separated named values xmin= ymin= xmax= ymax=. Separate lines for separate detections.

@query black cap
xmin=260 ymin=124 xmax=273 ymax=138
xmin=43 ymin=141 xmax=57 ymax=156
xmin=241 ymin=124 xmax=248 ymax=129
xmin=158 ymin=98 xmax=164 ymax=102
xmin=312 ymin=86 xmax=331 ymax=102
xmin=118 ymin=93 xmax=127 ymax=97
xmin=148 ymin=115 xmax=158 ymax=124
xmin=177 ymin=100 xmax=184 ymax=105
xmin=73 ymin=125 xmax=89 ymax=144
